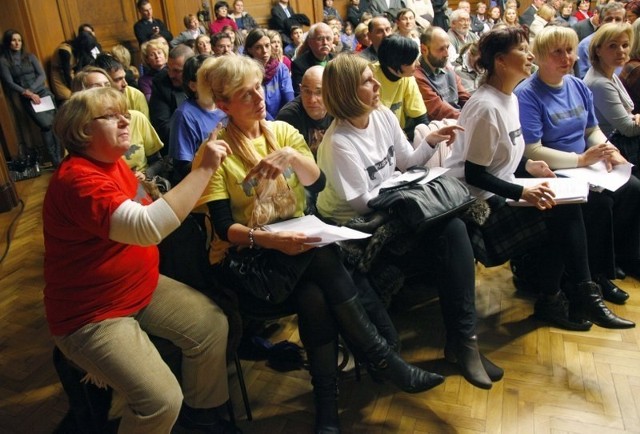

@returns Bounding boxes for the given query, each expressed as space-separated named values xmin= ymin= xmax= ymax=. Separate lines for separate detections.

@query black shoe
xmin=594 ymin=275 xmax=629 ymax=305
xmin=534 ymin=292 xmax=593 ymax=331
xmin=444 ymin=336 xmax=493 ymax=389
xmin=332 ymin=296 xmax=444 ymax=394
xmin=619 ymin=260 xmax=640 ymax=280
xmin=368 ymin=351 xmax=445 ymax=393
xmin=570 ymin=282 xmax=635 ymax=329
xmin=477 ymin=353 xmax=504 ymax=382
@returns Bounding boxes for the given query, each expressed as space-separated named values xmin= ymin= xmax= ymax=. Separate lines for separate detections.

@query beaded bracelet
xmin=248 ymin=227 xmax=257 ymax=249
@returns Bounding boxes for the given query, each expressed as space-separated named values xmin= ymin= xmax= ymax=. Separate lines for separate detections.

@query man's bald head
xmin=300 ymin=65 xmax=326 ymax=120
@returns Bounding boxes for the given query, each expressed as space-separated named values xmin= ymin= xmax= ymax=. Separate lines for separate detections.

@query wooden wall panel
xmin=57 ymin=0 xmax=138 ymax=49
xmin=163 ymin=0 xmax=203 ymax=34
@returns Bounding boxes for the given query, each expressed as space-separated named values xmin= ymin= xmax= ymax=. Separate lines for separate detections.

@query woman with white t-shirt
xmin=317 ymin=54 xmax=503 ymax=390
xmin=446 ymin=27 xmax=634 ymax=331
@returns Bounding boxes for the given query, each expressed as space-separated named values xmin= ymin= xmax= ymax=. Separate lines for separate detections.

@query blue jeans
xmin=53 ymin=275 xmax=229 ymax=433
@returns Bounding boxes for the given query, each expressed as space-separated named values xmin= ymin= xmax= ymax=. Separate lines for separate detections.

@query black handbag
xmin=367 ymin=169 xmax=476 ymax=234
xmin=226 ymin=247 xmax=315 ymax=304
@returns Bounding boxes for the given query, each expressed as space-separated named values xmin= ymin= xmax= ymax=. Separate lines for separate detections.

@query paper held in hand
xmin=263 ymin=215 xmax=371 ymax=247
xmin=31 ymin=95 xmax=55 ymax=113
xmin=507 ymin=178 xmax=590 ymax=206
xmin=554 ymin=161 xmax=633 ymax=192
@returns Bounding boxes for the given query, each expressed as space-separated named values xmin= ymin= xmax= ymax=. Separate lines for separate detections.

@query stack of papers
xmin=507 ymin=178 xmax=590 ymax=206
xmin=264 ymin=215 xmax=371 ymax=247
xmin=554 ymin=161 xmax=632 ymax=192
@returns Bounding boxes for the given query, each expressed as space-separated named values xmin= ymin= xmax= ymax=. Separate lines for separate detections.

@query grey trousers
xmin=53 ymin=274 xmax=229 ymax=433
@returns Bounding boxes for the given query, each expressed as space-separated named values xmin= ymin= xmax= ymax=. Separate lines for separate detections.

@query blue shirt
xmin=169 ymin=99 xmax=227 ymax=162
xmin=264 ymin=62 xmax=294 ymax=120
xmin=515 ymin=72 xmax=598 ymax=154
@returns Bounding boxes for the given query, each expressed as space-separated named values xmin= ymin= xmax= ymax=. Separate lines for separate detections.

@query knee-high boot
xmin=306 ymin=341 xmax=340 ymax=434
xmin=331 ymin=295 xmax=444 ymax=394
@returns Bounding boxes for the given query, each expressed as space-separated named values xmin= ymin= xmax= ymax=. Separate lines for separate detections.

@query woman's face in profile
xmin=500 ymin=40 xmax=534 ymax=82
xmin=356 ymin=67 xmax=381 ymax=110
xmin=223 ymin=78 xmax=266 ymax=122
xmin=86 ymin=106 xmax=131 ymax=160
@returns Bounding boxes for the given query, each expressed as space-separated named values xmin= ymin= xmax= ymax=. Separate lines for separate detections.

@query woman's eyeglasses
xmin=92 ymin=112 xmax=132 ymax=122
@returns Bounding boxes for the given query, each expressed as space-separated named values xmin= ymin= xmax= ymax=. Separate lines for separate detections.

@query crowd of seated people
xmin=16 ymin=0 xmax=640 ymax=432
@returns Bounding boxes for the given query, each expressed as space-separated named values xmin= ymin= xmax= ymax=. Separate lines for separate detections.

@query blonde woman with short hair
xmin=192 ymin=54 xmax=443 ymax=433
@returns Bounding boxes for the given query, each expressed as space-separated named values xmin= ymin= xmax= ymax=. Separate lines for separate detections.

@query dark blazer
xmin=519 ymin=5 xmax=537 ymax=27
xmin=369 ymin=0 xmax=405 ymax=17
xmin=269 ymin=4 xmax=296 ymax=34
xmin=134 ymin=19 xmax=173 ymax=45
xmin=149 ymin=69 xmax=187 ymax=150
xmin=291 ymin=51 xmax=334 ymax=96
xmin=572 ymin=18 xmax=597 ymax=41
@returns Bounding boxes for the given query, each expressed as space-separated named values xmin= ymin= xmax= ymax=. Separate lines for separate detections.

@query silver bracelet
xmin=248 ymin=227 xmax=256 ymax=249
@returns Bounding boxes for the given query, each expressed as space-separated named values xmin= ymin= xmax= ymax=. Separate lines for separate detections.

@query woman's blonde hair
xmin=140 ymin=39 xmax=168 ymax=68
xmin=266 ymin=29 xmax=284 ymax=60
xmin=532 ymin=25 xmax=578 ymax=60
xmin=589 ymin=22 xmax=633 ymax=72
xmin=536 ymin=4 xmax=556 ymax=21
xmin=53 ymin=87 xmax=127 ymax=154
xmin=70 ymin=66 xmax=113 ymax=92
xmin=323 ymin=54 xmax=372 ymax=121
xmin=198 ymin=55 xmax=296 ymax=226
xmin=631 ymin=19 xmax=640 ymax=59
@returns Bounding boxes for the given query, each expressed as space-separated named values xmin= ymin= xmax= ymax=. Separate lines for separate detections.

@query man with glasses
xmin=447 ymin=9 xmax=478 ymax=56
xmin=291 ymin=23 xmax=335 ymax=96
xmin=277 ymin=66 xmax=333 ymax=155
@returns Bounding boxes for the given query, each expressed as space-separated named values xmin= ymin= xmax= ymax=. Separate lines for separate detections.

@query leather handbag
xmin=367 ymin=169 xmax=476 ymax=234
xmin=226 ymin=247 xmax=315 ymax=304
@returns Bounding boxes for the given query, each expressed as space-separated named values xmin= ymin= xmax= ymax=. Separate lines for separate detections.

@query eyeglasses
xmin=300 ymin=88 xmax=322 ymax=98
xmin=93 ymin=112 xmax=132 ymax=122
xmin=312 ymin=36 xmax=333 ymax=42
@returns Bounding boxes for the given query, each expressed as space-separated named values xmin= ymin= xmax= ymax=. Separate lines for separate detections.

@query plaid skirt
xmin=466 ymin=195 xmax=550 ymax=267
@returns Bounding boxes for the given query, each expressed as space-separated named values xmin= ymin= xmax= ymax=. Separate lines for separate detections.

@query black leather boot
xmin=593 ymin=275 xmax=629 ymax=305
xmin=534 ymin=291 xmax=593 ymax=331
xmin=444 ymin=336 xmax=499 ymax=389
xmin=569 ymin=282 xmax=635 ymax=329
xmin=306 ymin=342 xmax=340 ymax=434
xmin=331 ymin=296 xmax=444 ymax=394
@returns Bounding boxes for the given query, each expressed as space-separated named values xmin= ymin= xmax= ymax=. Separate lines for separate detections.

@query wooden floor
xmin=1 ymin=173 xmax=639 ymax=434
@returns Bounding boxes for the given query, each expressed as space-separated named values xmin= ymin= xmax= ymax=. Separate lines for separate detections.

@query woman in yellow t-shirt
xmin=192 ymin=55 xmax=444 ymax=433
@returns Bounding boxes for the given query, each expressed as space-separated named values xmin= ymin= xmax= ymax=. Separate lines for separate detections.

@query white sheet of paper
xmin=31 ymin=95 xmax=55 ymax=113
xmin=554 ymin=161 xmax=632 ymax=192
xmin=379 ymin=166 xmax=450 ymax=190
xmin=263 ymin=215 xmax=371 ymax=247
xmin=507 ymin=178 xmax=590 ymax=206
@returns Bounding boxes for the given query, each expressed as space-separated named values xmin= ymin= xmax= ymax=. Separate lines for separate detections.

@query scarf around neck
xmin=263 ymin=57 xmax=279 ymax=84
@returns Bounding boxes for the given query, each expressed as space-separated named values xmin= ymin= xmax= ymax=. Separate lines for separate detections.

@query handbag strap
xmin=378 ymin=166 xmax=430 ymax=194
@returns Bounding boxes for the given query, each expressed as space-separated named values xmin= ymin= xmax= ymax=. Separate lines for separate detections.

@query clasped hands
xmin=579 ymin=143 xmax=626 ymax=172
xmin=244 ymin=147 xmax=296 ymax=183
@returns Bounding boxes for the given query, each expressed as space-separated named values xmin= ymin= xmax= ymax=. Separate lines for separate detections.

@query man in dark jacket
xmin=133 ymin=0 xmax=173 ymax=45
xmin=149 ymin=45 xmax=194 ymax=152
